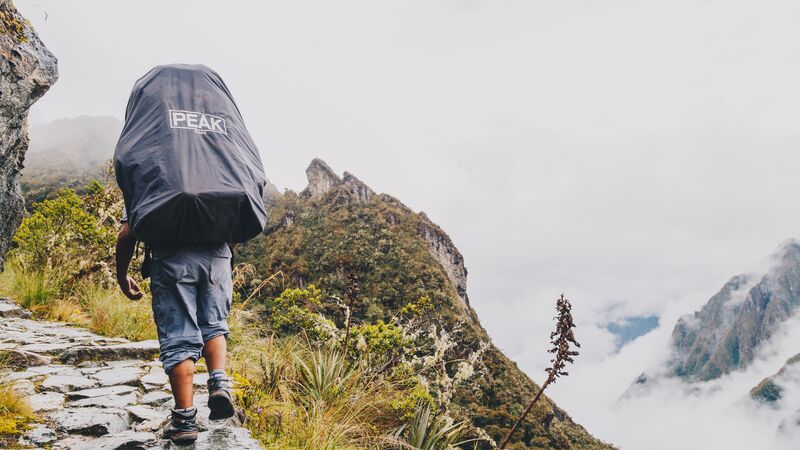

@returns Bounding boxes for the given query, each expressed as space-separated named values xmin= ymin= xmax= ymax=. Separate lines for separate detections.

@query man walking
xmin=116 ymin=220 xmax=235 ymax=443
xmin=113 ymin=64 xmax=268 ymax=445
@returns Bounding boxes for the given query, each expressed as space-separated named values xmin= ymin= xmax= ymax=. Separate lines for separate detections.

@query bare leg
xmin=202 ymin=335 xmax=227 ymax=371
xmin=168 ymin=359 xmax=195 ymax=409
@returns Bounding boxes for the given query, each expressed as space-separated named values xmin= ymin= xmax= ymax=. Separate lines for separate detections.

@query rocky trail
xmin=0 ymin=298 xmax=262 ymax=449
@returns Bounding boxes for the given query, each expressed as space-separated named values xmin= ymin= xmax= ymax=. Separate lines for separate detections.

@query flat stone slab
xmin=126 ymin=404 xmax=166 ymax=422
xmin=193 ymin=427 xmax=263 ymax=449
xmin=18 ymin=341 xmax=79 ymax=355
xmin=51 ymin=435 xmax=95 ymax=449
xmin=69 ymin=430 xmax=159 ymax=450
xmin=59 ymin=340 xmax=160 ymax=364
xmin=90 ymin=365 xmax=144 ymax=386
xmin=27 ymin=364 xmax=72 ymax=375
xmin=141 ymin=366 xmax=169 ymax=386
xmin=67 ymin=384 xmax=138 ymax=399
xmin=21 ymin=424 xmax=58 ymax=446
xmin=49 ymin=407 xmax=129 ymax=435
xmin=105 ymin=359 xmax=148 ymax=367
xmin=194 ymin=372 xmax=210 ymax=387
xmin=28 ymin=391 xmax=65 ymax=411
xmin=9 ymin=378 xmax=35 ymax=396
xmin=140 ymin=390 xmax=172 ymax=406
xmin=40 ymin=373 xmax=97 ymax=392
xmin=69 ymin=392 xmax=139 ymax=408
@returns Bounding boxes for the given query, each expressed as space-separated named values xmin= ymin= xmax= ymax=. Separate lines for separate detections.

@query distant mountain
xmin=751 ymin=353 xmax=800 ymax=405
xmin=603 ymin=315 xmax=659 ymax=350
xmin=22 ymin=116 xmax=122 ymax=203
xmin=668 ymin=240 xmax=800 ymax=381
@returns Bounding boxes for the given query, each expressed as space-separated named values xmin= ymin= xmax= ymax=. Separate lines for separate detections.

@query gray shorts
xmin=149 ymin=243 xmax=233 ymax=373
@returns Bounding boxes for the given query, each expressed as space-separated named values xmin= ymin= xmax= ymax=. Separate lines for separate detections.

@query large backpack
xmin=114 ymin=64 xmax=267 ymax=245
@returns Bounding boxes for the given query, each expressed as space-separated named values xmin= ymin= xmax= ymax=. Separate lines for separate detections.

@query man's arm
xmin=116 ymin=222 xmax=143 ymax=300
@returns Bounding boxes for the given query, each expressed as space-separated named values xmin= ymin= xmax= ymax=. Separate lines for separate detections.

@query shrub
xmin=269 ymin=285 xmax=338 ymax=343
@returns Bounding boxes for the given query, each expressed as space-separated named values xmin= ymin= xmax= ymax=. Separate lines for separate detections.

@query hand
xmin=118 ymin=276 xmax=143 ymax=301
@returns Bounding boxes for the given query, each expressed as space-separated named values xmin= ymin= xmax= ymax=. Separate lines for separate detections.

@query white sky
xmin=17 ymin=0 xmax=800 ymax=447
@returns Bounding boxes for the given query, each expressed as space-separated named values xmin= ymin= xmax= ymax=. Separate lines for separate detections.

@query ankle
xmin=172 ymin=406 xmax=197 ymax=419
xmin=209 ymin=368 xmax=227 ymax=380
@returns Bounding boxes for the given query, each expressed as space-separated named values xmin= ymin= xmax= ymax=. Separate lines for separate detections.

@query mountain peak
xmin=303 ymin=158 xmax=341 ymax=197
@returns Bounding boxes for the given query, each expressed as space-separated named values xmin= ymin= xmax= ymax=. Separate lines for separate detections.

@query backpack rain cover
xmin=114 ymin=64 xmax=267 ymax=245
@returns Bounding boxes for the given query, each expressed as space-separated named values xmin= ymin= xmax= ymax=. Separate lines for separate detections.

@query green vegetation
xmin=1 ymin=163 xmax=613 ymax=448
xmin=2 ymin=178 xmax=485 ymax=449
xmin=751 ymin=379 xmax=783 ymax=404
xmin=224 ymin=266 xmax=483 ymax=449
xmin=0 ymin=178 xmax=156 ymax=341
xmin=236 ymin=183 xmax=613 ymax=449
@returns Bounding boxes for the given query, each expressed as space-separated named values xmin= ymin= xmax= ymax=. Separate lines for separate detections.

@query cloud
xmin=545 ymin=305 xmax=800 ymax=449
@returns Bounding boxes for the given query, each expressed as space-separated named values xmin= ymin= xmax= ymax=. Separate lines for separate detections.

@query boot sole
xmin=167 ymin=430 xmax=198 ymax=445
xmin=208 ymin=390 xmax=235 ymax=420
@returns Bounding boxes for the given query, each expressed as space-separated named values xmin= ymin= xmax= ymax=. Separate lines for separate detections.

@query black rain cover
xmin=114 ymin=64 xmax=267 ymax=245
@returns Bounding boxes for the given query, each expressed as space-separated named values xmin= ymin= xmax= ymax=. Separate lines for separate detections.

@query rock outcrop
xmin=301 ymin=158 xmax=341 ymax=198
xmin=0 ymin=0 xmax=58 ymax=270
xmin=0 ymin=298 xmax=261 ymax=448
xmin=668 ymin=240 xmax=800 ymax=381
xmin=299 ymin=158 xmax=470 ymax=307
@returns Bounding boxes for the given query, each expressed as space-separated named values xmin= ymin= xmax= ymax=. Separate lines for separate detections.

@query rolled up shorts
xmin=149 ymin=242 xmax=233 ymax=373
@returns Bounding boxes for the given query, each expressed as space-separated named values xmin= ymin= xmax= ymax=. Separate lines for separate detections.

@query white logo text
xmin=169 ymin=110 xmax=227 ymax=135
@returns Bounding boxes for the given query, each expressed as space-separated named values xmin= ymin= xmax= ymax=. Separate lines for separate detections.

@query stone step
xmin=59 ymin=340 xmax=160 ymax=364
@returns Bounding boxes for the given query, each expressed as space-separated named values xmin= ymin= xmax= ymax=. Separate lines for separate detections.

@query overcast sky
xmin=18 ymin=0 xmax=800 ymax=447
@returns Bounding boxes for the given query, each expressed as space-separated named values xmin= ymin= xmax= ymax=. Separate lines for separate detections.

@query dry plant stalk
xmin=341 ymin=271 xmax=359 ymax=351
xmin=499 ymin=293 xmax=580 ymax=449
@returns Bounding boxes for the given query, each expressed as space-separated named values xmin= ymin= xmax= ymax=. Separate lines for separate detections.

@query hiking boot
xmin=207 ymin=372 xmax=235 ymax=420
xmin=163 ymin=407 xmax=198 ymax=444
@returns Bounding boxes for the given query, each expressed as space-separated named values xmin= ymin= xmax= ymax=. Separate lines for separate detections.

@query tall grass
xmin=0 ymin=261 xmax=64 ymax=313
xmin=78 ymin=284 xmax=156 ymax=341
xmin=0 ymin=257 xmax=156 ymax=341
xmin=229 ymin=333 xmax=416 ymax=449
xmin=0 ymin=357 xmax=36 ymax=445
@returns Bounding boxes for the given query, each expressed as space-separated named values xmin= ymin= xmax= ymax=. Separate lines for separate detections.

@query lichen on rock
xmin=0 ymin=0 xmax=58 ymax=270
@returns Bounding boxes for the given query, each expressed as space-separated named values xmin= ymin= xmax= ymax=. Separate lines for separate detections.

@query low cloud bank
xmin=543 ymin=310 xmax=800 ymax=449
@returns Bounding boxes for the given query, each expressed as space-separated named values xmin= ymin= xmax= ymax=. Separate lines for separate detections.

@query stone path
xmin=0 ymin=298 xmax=262 ymax=449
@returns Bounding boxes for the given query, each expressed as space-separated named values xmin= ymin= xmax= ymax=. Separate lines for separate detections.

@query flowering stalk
xmin=341 ymin=271 xmax=359 ymax=351
xmin=499 ymin=294 xmax=580 ymax=449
